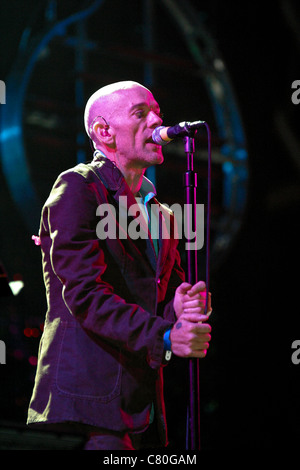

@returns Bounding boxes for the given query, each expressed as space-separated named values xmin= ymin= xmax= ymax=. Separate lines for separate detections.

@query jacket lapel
xmin=152 ymin=200 xmax=172 ymax=277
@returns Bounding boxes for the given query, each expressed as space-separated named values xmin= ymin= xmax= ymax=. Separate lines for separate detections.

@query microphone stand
xmin=183 ymin=131 xmax=200 ymax=450
xmin=183 ymin=122 xmax=211 ymax=451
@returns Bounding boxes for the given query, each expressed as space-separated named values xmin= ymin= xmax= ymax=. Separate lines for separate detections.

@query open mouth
xmin=145 ymin=137 xmax=156 ymax=144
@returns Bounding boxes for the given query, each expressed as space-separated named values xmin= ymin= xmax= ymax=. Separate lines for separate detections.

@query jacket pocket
xmin=56 ymin=321 xmax=121 ymax=402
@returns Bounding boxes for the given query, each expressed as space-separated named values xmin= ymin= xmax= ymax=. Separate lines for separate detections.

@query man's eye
xmin=135 ymin=109 xmax=163 ymax=119
xmin=135 ymin=110 xmax=145 ymax=118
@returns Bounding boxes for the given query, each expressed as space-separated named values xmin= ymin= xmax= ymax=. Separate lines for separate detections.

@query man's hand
xmin=174 ymin=281 xmax=211 ymax=319
xmin=170 ymin=313 xmax=211 ymax=358
xmin=171 ymin=281 xmax=212 ymax=358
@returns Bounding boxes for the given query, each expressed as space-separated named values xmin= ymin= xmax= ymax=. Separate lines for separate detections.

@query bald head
xmin=82 ymin=80 xmax=164 ymax=173
xmin=84 ymin=81 xmax=150 ymax=139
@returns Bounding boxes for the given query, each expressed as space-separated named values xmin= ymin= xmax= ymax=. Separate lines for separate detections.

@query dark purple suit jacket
xmin=27 ymin=156 xmax=185 ymax=446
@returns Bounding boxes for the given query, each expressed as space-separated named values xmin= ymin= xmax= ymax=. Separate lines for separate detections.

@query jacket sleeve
xmin=160 ymin=249 xmax=185 ymax=323
xmin=41 ymin=170 xmax=175 ymax=370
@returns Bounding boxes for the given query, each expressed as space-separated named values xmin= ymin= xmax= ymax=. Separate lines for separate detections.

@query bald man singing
xmin=27 ymin=81 xmax=212 ymax=450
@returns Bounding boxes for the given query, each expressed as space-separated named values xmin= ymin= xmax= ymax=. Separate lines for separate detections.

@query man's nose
xmin=148 ymin=110 xmax=162 ymax=128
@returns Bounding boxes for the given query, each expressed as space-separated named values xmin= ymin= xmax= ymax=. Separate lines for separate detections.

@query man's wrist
xmin=163 ymin=328 xmax=172 ymax=350
xmin=163 ymin=328 xmax=172 ymax=361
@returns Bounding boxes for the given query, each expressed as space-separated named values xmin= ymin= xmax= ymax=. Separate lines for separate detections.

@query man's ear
xmin=93 ymin=122 xmax=115 ymax=146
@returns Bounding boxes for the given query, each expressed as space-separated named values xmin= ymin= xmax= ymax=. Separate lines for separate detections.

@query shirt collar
xmin=139 ymin=176 xmax=156 ymax=205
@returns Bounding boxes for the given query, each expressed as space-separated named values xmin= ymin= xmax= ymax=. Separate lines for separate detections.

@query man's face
xmin=108 ymin=85 xmax=164 ymax=169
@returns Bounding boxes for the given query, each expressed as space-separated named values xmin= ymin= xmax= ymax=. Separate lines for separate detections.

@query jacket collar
xmin=91 ymin=152 xmax=124 ymax=192
xmin=91 ymin=150 xmax=157 ymax=202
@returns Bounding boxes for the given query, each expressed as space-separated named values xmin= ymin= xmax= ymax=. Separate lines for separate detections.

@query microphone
xmin=152 ymin=120 xmax=206 ymax=145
